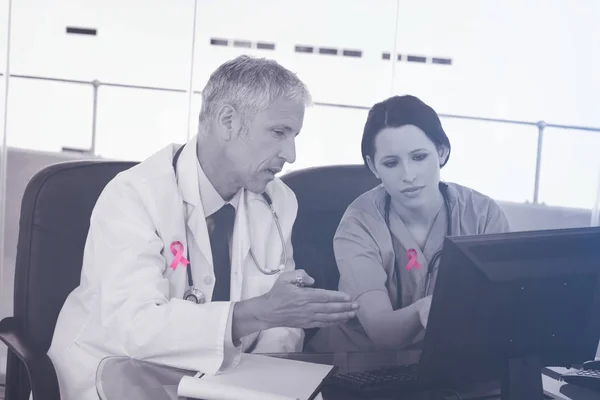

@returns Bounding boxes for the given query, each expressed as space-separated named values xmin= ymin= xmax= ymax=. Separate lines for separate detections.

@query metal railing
xmin=312 ymin=102 xmax=600 ymax=205
xmin=2 ymin=72 xmax=600 ymax=206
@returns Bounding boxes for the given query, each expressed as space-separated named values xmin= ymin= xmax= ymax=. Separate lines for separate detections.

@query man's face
xmin=227 ymin=97 xmax=305 ymax=193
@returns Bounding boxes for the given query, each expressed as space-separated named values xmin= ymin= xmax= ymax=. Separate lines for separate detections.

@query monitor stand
xmin=501 ymin=356 xmax=544 ymax=400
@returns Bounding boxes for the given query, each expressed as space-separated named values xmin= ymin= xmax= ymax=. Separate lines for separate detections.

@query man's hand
xmin=232 ymin=270 xmax=359 ymax=341
xmin=257 ymin=269 xmax=359 ymax=329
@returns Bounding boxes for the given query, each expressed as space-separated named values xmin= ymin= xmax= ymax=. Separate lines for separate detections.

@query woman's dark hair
xmin=360 ymin=95 xmax=451 ymax=168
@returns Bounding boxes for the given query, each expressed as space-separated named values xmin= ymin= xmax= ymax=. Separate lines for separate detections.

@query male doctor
xmin=46 ymin=55 xmax=359 ymax=400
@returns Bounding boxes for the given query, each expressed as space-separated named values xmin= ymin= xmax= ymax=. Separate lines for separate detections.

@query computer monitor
xmin=417 ymin=226 xmax=600 ymax=400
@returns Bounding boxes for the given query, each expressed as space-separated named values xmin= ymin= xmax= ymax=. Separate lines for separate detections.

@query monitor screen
xmin=417 ymin=227 xmax=600 ymax=389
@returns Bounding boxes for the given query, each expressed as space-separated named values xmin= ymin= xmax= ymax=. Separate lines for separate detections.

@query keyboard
xmin=561 ymin=367 xmax=600 ymax=392
xmin=322 ymin=363 xmax=420 ymax=398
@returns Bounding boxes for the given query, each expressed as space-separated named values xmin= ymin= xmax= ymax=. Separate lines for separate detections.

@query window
xmin=95 ymin=86 xmax=188 ymax=161
xmin=285 ymin=104 xmax=369 ymax=173
xmin=538 ymin=127 xmax=600 ymax=210
xmin=10 ymin=0 xmax=195 ymax=88
xmin=6 ymin=78 xmax=93 ymax=152
xmin=193 ymin=0 xmax=397 ymax=107
xmin=439 ymin=118 xmax=538 ymax=203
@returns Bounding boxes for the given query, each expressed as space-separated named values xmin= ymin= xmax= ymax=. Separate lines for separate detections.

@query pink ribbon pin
xmin=405 ymin=248 xmax=421 ymax=271
xmin=169 ymin=241 xmax=190 ymax=271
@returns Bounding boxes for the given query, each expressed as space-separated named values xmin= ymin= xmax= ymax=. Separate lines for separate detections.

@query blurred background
xmin=0 ymin=0 xmax=599 ymax=388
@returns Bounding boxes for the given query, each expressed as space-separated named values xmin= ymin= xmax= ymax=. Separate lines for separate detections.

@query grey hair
xmin=198 ymin=55 xmax=312 ymax=130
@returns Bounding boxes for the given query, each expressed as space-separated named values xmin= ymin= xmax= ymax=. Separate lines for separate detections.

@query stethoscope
xmin=172 ymin=144 xmax=289 ymax=304
xmin=384 ymin=182 xmax=452 ymax=305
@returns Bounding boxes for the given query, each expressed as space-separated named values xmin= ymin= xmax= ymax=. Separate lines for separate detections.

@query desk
xmin=95 ymin=352 xmax=598 ymax=400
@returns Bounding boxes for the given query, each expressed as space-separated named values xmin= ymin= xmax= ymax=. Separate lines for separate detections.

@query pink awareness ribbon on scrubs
xmin=169 ymin=241 xmax=190 ymax=271
xmin=405 ymin=248 xmax=421 ymax=271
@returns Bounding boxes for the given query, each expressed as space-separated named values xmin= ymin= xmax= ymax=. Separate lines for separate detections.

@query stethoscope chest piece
xmin=184 ymin=287 xmax=206 ymax=304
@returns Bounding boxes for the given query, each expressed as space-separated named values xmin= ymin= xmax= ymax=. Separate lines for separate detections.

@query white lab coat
xmin=46 ymin=135 xmax=303 ymax=400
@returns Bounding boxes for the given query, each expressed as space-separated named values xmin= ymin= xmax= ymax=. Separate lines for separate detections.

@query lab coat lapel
xmin=176 ymin=138 xmax=214 ymax=289
xmin=230 ymin=192 xmax=251 ymax=302
xmin=161 ymin=145 xmax=191 ymax=298
xmin=244 ymin=192 xmax=281 ymax=272
xmin=186 ymin=205 xmax=212 ymax=267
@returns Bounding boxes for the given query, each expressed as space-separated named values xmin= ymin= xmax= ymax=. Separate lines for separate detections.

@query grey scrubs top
xmin=305 ymin=182 xmax=511 ymax=353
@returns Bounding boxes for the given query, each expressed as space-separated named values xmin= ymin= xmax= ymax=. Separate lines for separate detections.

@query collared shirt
xmin=196 ymin=158 xmax=244 ymax=349
xmin=196 ymin=159 xmax=242 ymax=247
xmin=197 ymin=159 xmax=242 ymax=216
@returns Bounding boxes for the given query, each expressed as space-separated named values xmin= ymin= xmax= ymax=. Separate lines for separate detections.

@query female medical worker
xmin=306 ymin=95 xmax=511 ymax=353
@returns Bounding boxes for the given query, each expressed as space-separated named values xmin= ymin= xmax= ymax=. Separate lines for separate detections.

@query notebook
xmin=177 ymin=353 xmax=337 ymax=400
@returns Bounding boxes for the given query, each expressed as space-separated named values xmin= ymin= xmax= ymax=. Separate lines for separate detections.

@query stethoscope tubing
xmin=385 ymin=182 xmax=452 ymax=302
xmin=248 ymin=196 xmax=288 ymax=276
xmin=172 ymin=144 xmax=288 ymax=303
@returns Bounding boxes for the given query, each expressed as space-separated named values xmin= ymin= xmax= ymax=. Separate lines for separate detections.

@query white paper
xmin=178 ymin=375 xmax=298 ymax=400
xmin=176 ymin=354 xmax=334 ymax=400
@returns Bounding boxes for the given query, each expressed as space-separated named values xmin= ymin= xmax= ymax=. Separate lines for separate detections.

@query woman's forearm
xmin=357 ymin=291 xmax=423 ymax=349
xmin=365 ymin=304 xmax=422 ymax=349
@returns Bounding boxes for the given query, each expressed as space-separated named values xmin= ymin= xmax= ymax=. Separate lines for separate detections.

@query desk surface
xmin=95 ymin=351 xmax=421 ymax=400
xmin=95 ymin=352 xmax=599 ymax=400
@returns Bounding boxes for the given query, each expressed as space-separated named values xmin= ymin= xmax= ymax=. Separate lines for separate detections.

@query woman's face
xmin=366 ymin=124 xmax=448 ymax=209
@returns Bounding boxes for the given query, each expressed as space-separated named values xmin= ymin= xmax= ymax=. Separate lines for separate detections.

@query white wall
xmin=2 ymin=0 xmax=600 ymax=209
xmin=7 ymin=0 xmax=195 ymax=158
xmin=391 ymin=0 xmax=600 ymax=207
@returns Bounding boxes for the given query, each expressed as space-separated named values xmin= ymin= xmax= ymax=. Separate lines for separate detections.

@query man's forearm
xmin=231 ymin=296 xmax=271 ymax=342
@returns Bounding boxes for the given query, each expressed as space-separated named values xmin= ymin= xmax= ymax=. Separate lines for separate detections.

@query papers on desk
xmin=177 ymin=353 xmax=336 ymax=400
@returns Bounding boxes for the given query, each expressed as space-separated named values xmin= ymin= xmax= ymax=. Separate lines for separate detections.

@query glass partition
xmin=94 ymin=86 xmax=188 ymax=161
xmin=593 ymin=170 xmax=600 ymax=227
xmin=0 ymin=0 xmax=10 ymax=380
xmin=6 ymin=78 xmax=93 ymax=152
xmin=9 ymin=0 xmax=196 ymax=89
xmin=439 ymin=118 xmax=538 ymax=203
xmin=290 ymin=104 xmax=369 ymax=173
xmin=193 ymin=0 xmax=398 ymax=109
xmin=537 ymin=127 xmax=600 ymax=210
xmin=188 ymin=92 xmax=203 ymax=141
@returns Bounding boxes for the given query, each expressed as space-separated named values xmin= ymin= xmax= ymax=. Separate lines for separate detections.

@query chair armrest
xmin=0 ymin=317 xmax=61 ymax=400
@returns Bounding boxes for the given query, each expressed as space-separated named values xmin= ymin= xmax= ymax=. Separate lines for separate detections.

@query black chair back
xmin=281 ymin=165 xmax=380 ymax=291
xmin=5 ymin=160 xmax=137 ymax=400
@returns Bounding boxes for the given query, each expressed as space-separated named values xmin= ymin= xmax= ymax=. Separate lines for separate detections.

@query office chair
xmin=281 ymin=164 xmax=380 ymax=291
xmin=0 ymin=160 xmax=137 ymax=400
xmin=281 ymin=164 xmax=380 ymax=344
